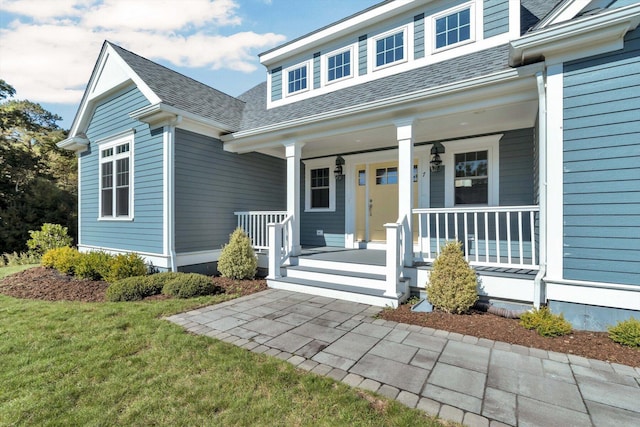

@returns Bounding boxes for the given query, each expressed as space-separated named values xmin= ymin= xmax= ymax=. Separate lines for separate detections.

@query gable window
xmin=287 ymin=64 xmax=308 ymax=95
xmin=374 ymin=28 xmax=406 ymax=69
xmin=304 ymin=159 xmax=336 ymax=212
xmin=99 ymin=132 xmax=134 ymax=220
xmin=327 ymin=49 xmax=351 ymax=82
xmin=455 ymin=150 xmax=488 ymax=205
xmin=434 ymin=6 xmax=472 ymax=50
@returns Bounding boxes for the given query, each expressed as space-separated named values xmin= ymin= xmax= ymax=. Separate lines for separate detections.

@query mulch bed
xmin=1 ymin=267 xmax=637 ymax=367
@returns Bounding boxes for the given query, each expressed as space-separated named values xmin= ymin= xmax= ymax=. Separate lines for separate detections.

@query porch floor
xmin=298 ymin=247 xmax=386 ymax=266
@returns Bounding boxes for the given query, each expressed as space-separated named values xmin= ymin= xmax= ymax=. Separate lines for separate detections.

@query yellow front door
xmin=356 ymin=161 xmax=419 ymax=242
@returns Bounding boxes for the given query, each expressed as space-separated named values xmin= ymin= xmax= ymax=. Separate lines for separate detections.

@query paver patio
xmin=167 ymin=289 xmax=640 ymax=426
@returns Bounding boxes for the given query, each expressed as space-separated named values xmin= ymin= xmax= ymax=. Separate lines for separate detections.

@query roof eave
xmin=130 ymin=103 xmax=238 ymax=134
xmin=57 ymin=135 xmax=89 ymax=153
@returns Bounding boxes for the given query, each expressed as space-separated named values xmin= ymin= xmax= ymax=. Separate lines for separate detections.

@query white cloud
xmin=0 ymin=0 xmax=286 ymax=104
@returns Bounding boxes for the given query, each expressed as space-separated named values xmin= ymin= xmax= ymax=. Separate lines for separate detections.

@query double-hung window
xmin=287 ymin=64 xmax=308 ymax=95
xmin=99 ymin=133 xmax=133 ymax=219
xmin=327 ymin=49 xmax=351 ymax=83
xmin=434 ymin=6 xmax=472 ymax=50
xmin=374 ymin=28 xmax=406 ymax=69
xmin=305 ymin=160 xmax=336 ymax=212
xmin=454 ymin=150 xmax=488 ymax=205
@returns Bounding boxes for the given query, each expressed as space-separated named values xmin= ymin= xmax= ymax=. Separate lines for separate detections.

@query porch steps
xmin=268 ymin=255 xmax=408 ymax=308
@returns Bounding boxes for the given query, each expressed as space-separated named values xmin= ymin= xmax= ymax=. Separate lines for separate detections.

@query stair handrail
xmin=267 ymin=214 xmax=293 ymax=279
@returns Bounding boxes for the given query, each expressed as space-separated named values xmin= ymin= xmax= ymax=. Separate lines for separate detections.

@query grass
xmin=0 ymin=275 xmax=444 ymax=426
xmin=0 ymin=264 xmax=38 ymax=279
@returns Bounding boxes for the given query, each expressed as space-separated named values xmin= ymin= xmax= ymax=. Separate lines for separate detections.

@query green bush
xmin=426 ymin=241 xmax=478 ymax=314
xmin=608 ymin=317 xmax=640 ymax=348
xmin=75 ymin=251 xmax=114 ymax=281
xmin=217 ymin=228 xmax=257 ymax=280
xmin=105 ymin=253 xmax=147 ymax=283
xmin=26 ymin=223 xmax=73 ymax=256
xmin=162 ymin=273 xmax=217 ymax=299
xmin=520 ymin=307 xmax=572 ymax=337
xmin=1 ymin=251 xmax=40 ymax=266
xmin=105 ymin=272 xmax=187 ymax=302
xmin=41 ymin=247 xmax=81 ymax=275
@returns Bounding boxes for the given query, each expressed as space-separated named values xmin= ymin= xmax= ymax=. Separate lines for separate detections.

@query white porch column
xmin=396 ymin=119 xmax=415 ymax=267
xmin=285 ymin=141 xmax=305 ymax=256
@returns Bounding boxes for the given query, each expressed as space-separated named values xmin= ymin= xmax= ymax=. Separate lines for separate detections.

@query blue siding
xmin=563 ymin=28 xmax=640 ymax=286
xmin=499 ymin=128 xmax=534 ymax=206
xmin=80 ymin=86 xmax=163 ymax=253
xmin=300 ymin=163 xmax=345 ymax=247
xmin=174 ymin=129 xmax=286 ymax=253
xmin=358 ymin=35 xmax=368 ymax=76
xmin=313 ymin=52 xmax=321 ymax=89
xmin=414 ymin=13 xmax=425 ymax=60
xmin=271 ymin=67 xmax=282 ymax=101
xmin=484 ymin=0 xmax=509 ymax=38
xmin=430 ymin=167 xmax=445 ymax=208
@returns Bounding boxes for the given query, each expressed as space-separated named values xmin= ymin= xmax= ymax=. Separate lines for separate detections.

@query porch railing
xmin=413 ymin=205 xmax=539 ymax=269
xmin=268 ymin=215 xmax=293 ymax=279
xmin=235 ymin=211 xmax=288 ymax=250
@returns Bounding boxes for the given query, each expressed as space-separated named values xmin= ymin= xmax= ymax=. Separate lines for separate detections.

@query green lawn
xmin=0 ymin=264 xmax=38 ymax=279
xmin=0 ymin=271 xmax=444 ymax=426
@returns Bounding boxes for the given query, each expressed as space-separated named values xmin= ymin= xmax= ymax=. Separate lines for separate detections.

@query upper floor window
xmin=327 ymin=49 xmax=351 ymax=82
xmin=374 ymin=29 xmax=406 ymax=68
xmin=435 ymin=6 xmax=472 ymax=50
xmin=454 ymin=150 xmax=488 ymax=205
xmin=287 ymin=64 xmax=308 ymax=95
xmin=99 ymin=133 xmax=134 ymax=220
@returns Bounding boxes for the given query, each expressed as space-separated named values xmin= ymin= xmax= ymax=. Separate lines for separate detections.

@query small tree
xmin=26 ymin=223 xmax=72 ymax=255
xmin=426 ymin=241 xmax=478 ymax=314
xmin=217 ymin=228 xmax=257 ymax=280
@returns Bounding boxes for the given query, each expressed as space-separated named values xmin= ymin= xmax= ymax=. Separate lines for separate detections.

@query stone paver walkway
xmin=167 ymin=289 xmax=640 ymax=427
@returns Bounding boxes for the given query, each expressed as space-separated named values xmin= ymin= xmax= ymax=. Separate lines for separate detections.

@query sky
xmin=0 ymin=0 xmax=380 ymax=129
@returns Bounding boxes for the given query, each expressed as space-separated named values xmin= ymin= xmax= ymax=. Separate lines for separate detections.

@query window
xmin=435 ymin=7 xmax=471 ymax=49
xmin=375 ymin=29 xmax=405 ymax=68
xmin=358 ymin=170 xmax=366 ymax=186
xmin=99 ymin=134 xmax=133 ymax=219
xmin=310 ymin=168 xmax=330 ymax=209
xmin=375 ymin=167 xmax=398 ymax=185
xmin=287 ymin=65 xmax=308 ymax=94
xmin=327 ymin=50 xmax=351 ymax=82
xmin=454 ymin=150 xmax=488 ymax=205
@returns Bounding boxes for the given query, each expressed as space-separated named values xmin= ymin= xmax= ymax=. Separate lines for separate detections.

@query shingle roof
xmin=109 ymin=43 xmax=245 ymax=130
xmin=237 ymin=44 xmax=511 ymax=131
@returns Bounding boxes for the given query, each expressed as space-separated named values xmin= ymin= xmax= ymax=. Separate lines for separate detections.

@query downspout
xmin=167 ymin=116 xmax=182 ymax=272
xmin=533 ymin=72 xmax=547 ymax=308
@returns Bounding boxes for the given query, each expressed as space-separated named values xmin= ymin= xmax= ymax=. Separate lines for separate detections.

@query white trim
xmin=537 ymin=0 xmax=592 ymax=29
xmin=442 ymin=134 xmax=501 ymax=208
xmin=546 ymin=280 xmax=640 ymax=312
xmin=545 ymin=63 xmax=564 ymax=281
xmin=97 ymin=131 xmax=135 ymax=221
xmin=77 ymin=154 xmax=82 ymax=246
xmin=323 ymin=45 xmax=356 ymax=86
xmin=431 ymin=2 xmax=475 ymax=54
xmin=284 ymin=60 xmax=312 ymax=97
xmin=370 ymin=25 xmax=410 ymax=72
xmin=77 ymin=244 xmax=170 ymax=269
xmin=303 ymin=158 xmax=336 ymax=212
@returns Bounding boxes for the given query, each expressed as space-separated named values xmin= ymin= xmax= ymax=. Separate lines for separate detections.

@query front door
xmin=356 ymin=161 xmax=418 ymax=242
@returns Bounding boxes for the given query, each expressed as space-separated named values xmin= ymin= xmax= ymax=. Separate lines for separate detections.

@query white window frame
xmin=323 ymin=45 xmax=355 ymax=86
xmin=98 ymin=130 xmax=134 ymax=221
xmin=284 ymin=60 xmax=312 ymax=97
xmin=432 ymin=2 xmax=475 ymax=53
xmin=304 ymin=158 xmax=336 ymax=212
xmin=443 ymin=135 xmax=500 ymax=208
xmin=371 ymin=26 xmax=409 ymax=71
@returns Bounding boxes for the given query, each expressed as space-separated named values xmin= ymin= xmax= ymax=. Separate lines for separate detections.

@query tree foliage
xmin=0 ymin=79 xmax=77 ymax=253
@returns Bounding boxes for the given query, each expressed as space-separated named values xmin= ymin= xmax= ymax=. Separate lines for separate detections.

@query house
xmin=59 ymin=0 xmax=640 ymax=331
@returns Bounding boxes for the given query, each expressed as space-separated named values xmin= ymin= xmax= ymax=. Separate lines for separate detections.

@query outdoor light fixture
xmin=334 ymin=155 xmax=345 ymax=180
xmin=430 ymin=142 xmax=445 ymax=173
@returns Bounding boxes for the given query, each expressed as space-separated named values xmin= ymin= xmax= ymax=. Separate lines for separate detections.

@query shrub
xmin=26 ymin=223 xmax=73 ymax=255
xmin=1 ymin=251 xmax=40 ymax=266
xmin=105 ymin=272 xmax=187 ymax=302
xmin=75 ymin=251 xmax=114 ymax=280
xmin=217 ymin=228 xmax=257 ymax=280
xmin=608 ymin=317 xmax=640 ymax=348
xmin=162 ymin=273 xmax=217 ymax=298
xmin=426 ymin=241 xmax=478 ymax=314
xmin=105 ymin=253 xmax=147 ymax=283
xmin=41 ymin=247 xmax=81 ymax=275
xmin=520 ymin=307 xmax=572 ymax=337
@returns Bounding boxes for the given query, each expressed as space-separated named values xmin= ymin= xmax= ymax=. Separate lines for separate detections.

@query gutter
xmin=533 ymin=71 xmax=547 ymax=309
xmin=166 ymin=115 xmax=182 ymax=272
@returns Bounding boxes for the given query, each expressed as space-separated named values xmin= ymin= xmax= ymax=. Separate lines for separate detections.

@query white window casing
xmin=97 ymin=129 xmax=135 ymax=221
xmin=431 ymin=2 xmax=476 ymax=54
xmin=304 ymin=158 xmax=336 ymax=212
xmin=284 ymin=60 xmax=312 ymax=97
xmin=370 ymin=25 xmax=409 ymax=71
xmin=323 ymin=45 xmax=356 ymax=86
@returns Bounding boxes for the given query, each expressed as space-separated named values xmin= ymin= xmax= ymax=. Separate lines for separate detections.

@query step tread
xmin=273 ymin=277 xmax=398 ymax=299
xmin=285 ymin=265 xmax=386 ymax=281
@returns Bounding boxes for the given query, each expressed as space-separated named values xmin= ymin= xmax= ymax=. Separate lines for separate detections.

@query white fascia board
xmin=129 ymin=103 xmax=231 ymax=136
xmin=260 ymin=0 xmax=420 ymax=67
xmin=69 ymin=42 xmax=161 ymax=138
xmin=57 ymin=135 xmax=89 ymax=153
xmin=222 ymin=62 xmax=542 ymax=151
xmin=510 ymin=4 xmax=640 ymax=66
